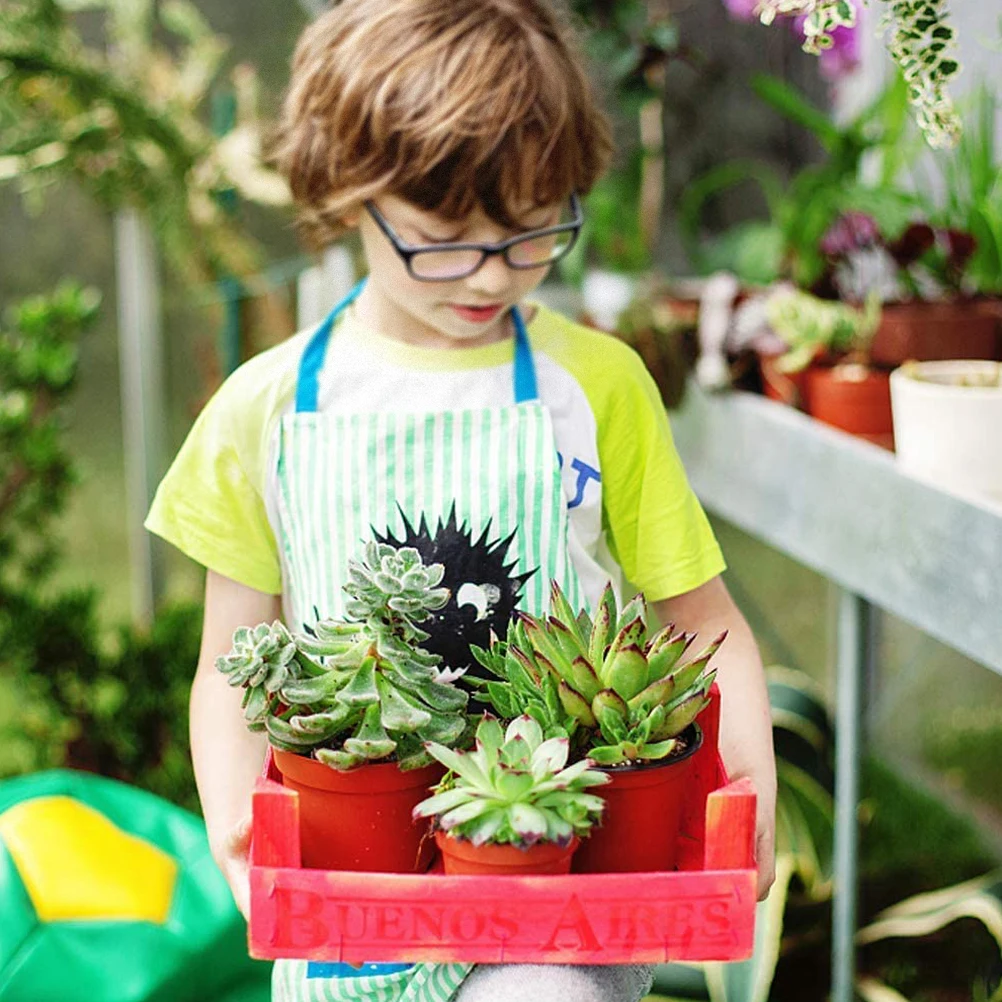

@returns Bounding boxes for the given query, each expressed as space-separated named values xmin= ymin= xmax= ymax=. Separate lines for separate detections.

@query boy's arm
xmin=192 ymin=569 xmax=280 ymax=918
xmin=653 ymin=576 xmax=777 ymax=901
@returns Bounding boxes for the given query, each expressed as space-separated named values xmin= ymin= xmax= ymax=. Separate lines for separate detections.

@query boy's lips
xmin=448 ymin=303 xmax=504 ymax=323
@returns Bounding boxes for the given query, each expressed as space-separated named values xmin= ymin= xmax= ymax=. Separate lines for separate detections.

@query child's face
xmin=353 ymin=195 xmax=564 ymax=349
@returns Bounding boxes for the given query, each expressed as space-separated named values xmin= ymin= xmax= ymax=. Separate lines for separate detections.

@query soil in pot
xmin=434 ymin=831 xmax=579 ymax=876
xmin=273 ymin=749 xmax=443 ymax=872
xmin=572 ymin=723 xmax=703 ymax=874
xmin=805 ymin=363 xmax=894 ymax=450
xmin=869 ymin=300 xmax=1000 ymax=368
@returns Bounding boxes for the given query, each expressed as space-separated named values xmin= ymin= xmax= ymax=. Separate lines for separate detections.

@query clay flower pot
xmin=758 ymin=352 xmax=811 ymax=409
xmin=869 ymin=300 xmax=1000 ymax=368
xmin=804 ymin=363 xmax=894 ymax=450
xmin=434 ymin=831 xmax=579 ymax=876
xmin=273 ymin=749 xmax=443 ymax=872
xmin=572 ymin=723 xmax=703 ymax=874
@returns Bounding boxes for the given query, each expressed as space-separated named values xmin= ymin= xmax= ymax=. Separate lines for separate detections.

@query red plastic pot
xmin=758 ymin=353 xmax=810 ymax=409
xmin=869 ymin=299 xmax=1000 ymax=367
xmin=434 ymin=831 xmax=579 ymax=876
xmin=572 ymin=723 xmax=703 ymax=874
xmin=273 ymin=749 xmax=443 ymax=872
xmin=804 ymin=363 xmax=894 ymax=449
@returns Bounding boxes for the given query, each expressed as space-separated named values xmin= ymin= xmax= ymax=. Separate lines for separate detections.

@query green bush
xmin=0 ymin=284 xmax=201 ymax=811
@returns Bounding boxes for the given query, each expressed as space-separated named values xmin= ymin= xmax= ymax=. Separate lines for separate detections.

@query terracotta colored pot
xmin=869 ymin=300 xmax=1000 ymax=367
xmin=273 ymin=749 xmax=443 ymax=872
xmin=434 ymin=831 xmax=579 ymax=876
xmin=805 ymin=364 xmax=894 ymax=450
xmin=572 ymin=723 xmax=703 ymax=874
xmin=758 ymin=353 xmax=810 ymax=409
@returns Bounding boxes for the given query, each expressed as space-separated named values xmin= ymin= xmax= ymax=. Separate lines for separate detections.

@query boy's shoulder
xmin=529 ymin=303 xmax=654 ymax=401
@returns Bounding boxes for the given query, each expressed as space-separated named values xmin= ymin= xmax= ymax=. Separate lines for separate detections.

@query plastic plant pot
xmin=572 ymin=723 xmax=703 ymax=874
xmin=434 ymin=831 xmax=580 ymax=876
xmin=805 ymin=363 xmax=894 ymax=449
xmin=273 ymin=749 xmax=443 ymax=872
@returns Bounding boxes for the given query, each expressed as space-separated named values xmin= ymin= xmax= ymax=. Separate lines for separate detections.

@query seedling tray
xmin=248 ymin=687 xmax=757 ymax=964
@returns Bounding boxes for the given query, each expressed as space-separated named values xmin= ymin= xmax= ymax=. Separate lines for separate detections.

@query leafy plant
xmin=216 ymin=542 xmax=470 ymax=771
xmin=472 ymin=581 xmax=721 ymax=766
xmin=748 ymin=0 xmax=961 ymax=149
xmin=0 ymin=284 xmax=202 ymax=810
xmin=765 ymin=286 xmax=882 ymax=372
xmin=680 ymin=74 xmax=917 ymax=289
xmin=413 ymin=714 xmax=609 ymax=848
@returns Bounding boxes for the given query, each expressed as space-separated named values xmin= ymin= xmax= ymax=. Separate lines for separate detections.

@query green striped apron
xmin=272 ymin=281 xmax=588 ymax=1002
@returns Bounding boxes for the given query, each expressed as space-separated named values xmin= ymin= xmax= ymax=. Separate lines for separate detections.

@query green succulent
xmin=216 ymin=543 xmax=469 ymax=771
xmin=413 ymin=715 xmax=609 ymax=847
xmin=472 ymin=581 xmax=722 ymax=766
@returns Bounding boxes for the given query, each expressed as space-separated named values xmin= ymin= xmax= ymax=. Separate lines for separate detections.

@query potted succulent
xmin=471 ymin=582 xmax=721 ymax=873
xmin=763 ymin=286 xmax=895 ymax=447
xmin=216 ymin=542 xmax=470 ymax=872
xmin=890 ymin=360 xmax=1002 ymax=506
xmin=413 ymin=715 xmax=609 ymax=876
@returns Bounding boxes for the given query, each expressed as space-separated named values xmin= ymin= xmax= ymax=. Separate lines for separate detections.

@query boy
xmin=147 ymin=1 xmax=776 ymax=999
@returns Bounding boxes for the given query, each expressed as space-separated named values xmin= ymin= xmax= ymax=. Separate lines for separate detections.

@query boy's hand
xmin=213 ymin=815 xmax=253 ymax=920
xmin=754 ymin=789 xmax=777 ymax=901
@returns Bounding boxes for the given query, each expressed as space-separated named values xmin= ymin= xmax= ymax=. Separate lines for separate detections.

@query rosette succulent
xmin=216 ymin=542 xmax=470 ymax=771
xmin=413 ymin=715 xmax=609 ymax=847
xmin=472 ymin=581 xmax=722 ymax=766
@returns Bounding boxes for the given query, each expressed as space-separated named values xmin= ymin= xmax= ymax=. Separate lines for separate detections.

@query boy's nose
xmin=463 ymin=252 xmax=513 ymax=298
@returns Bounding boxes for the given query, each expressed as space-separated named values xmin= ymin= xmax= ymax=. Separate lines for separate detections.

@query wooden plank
xmin=703 ymin=778 xmax=756 ymax=872
xmin=251 ymin=777 xmax=301 ymax=869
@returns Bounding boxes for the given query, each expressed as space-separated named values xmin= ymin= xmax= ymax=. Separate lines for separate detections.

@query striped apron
xmin=272 ymin=281 xmax=588 ymax=1002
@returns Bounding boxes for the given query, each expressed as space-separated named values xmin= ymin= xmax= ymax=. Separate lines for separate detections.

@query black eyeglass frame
xmin=363 ymin=193 xmax=584 ymax=282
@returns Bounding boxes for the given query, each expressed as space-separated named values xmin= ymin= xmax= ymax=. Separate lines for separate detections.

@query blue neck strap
xmin=295 ymin=278 xmax=538 ymax=413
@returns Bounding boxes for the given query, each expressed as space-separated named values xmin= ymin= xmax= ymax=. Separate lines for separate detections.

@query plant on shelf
xmin=413 ymin=714 xmax=609 ymax=875
xmin=472 ymin=580 xmax=721 ymax=872
xmin=217 ymin=542 xmax=469 ymax=772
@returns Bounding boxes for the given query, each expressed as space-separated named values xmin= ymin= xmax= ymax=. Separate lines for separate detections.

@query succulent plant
xmin=413 ymin=715 xmax=609 ymax=847
xmin=216 ymin=542 xmax=470 ymax=771
xmin=471 ymin=581 xmax=722 ymax=766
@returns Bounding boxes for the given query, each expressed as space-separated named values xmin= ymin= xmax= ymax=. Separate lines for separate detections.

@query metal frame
xmin=671 ymin=385 xmax=1002 ymax=1002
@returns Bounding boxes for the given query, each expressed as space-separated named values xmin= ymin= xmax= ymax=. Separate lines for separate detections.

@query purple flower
xmin=721 ymin=0 xmax=760 ymax=23
xmin=821 ymin=213 xmax=881 ymax=257
xmin=792 ymin=15 xmax=861 ymax=79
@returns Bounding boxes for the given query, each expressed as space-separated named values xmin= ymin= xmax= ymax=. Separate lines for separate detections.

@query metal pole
xmin=114 ymin=207 xmax=166 ymax=627
xmin=832 ymin=589 xmax=870 ymax=1002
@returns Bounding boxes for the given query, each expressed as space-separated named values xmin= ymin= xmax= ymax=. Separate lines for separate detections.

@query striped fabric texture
xmin=273 ymin=960 xmax=472 ymax=1002
xmin=276 ymin=402 xmax=585 ymax=632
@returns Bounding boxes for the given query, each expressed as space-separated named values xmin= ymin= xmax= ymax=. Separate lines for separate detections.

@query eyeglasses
xmin=364 ymin=194 xmax=583 ymax=282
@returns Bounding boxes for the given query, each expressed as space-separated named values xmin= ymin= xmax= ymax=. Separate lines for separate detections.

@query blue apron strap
xmin=511 ymin=306 xmax=538 ymax=403
xmin=296 ymin=283 xmax=538 ymax=410
xmin=295 ymin=278 xmax=366 ymax=413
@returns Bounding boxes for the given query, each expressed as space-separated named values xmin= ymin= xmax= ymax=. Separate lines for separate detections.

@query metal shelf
xmin=671 ymin=385 xmax=1002 ymax=677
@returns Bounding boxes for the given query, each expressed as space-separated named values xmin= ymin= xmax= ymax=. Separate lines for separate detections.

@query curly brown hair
xmin=271 ymin=0 xmax=612 ymax=247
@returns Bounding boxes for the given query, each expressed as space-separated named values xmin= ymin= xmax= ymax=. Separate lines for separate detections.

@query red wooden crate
xmin=249 ymin=686 xmax=757 ymax=964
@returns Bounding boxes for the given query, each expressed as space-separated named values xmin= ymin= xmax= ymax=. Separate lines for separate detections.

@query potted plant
xmin=471 ymin=582 xmax=720 ymax=873
xmin=817 ymin=211 xmax=999 ymax=367
xmin=216 ymin=542 xmax=470 ymax=872
xmin=763 ymin=285 xmax=895 ymax=447
xmin=413 ymin=714 xmax=609 ymax=875
xmin=890 ymin=360 xmax=1002 ymax=506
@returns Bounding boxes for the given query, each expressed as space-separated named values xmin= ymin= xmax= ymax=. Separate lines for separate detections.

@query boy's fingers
xmin=755 ymin=823 xmax=776 ymax=901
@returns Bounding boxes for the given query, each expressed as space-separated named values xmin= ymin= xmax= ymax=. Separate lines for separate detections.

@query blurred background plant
xmin=0 ymin=284 xmax=200 ymax=811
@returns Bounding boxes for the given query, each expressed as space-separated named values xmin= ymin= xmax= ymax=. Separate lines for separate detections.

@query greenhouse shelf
xmin=247 ymin=688 xmax=758 ymax=965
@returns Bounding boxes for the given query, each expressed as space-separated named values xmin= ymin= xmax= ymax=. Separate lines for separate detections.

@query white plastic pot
xmin=890 ymin=360 xmax=1002 ymax=505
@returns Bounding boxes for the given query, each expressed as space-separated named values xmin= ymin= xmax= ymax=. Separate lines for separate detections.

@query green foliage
xmin=0 ymin=284 xmax=202 ymax=811
xmin=472 ymin=581 xmax=720 ymax=766
xmin=0 ymin=281 xmax=98 ymax=587
xmin=680 ymin=74 xmax=917 ymax=288
xmin=754 ymin=0 xmax=961 ymax=149
xmin=0 ymin=0 xmax=287 ymax=283
xmin=217 ymin=543 xmax=470 ymax=772
xmin=414 ymin=715 xmax=609 ymax=848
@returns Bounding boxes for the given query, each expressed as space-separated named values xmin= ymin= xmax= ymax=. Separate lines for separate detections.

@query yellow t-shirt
xmin=146 ymin=304 xmax=724 ymax=603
